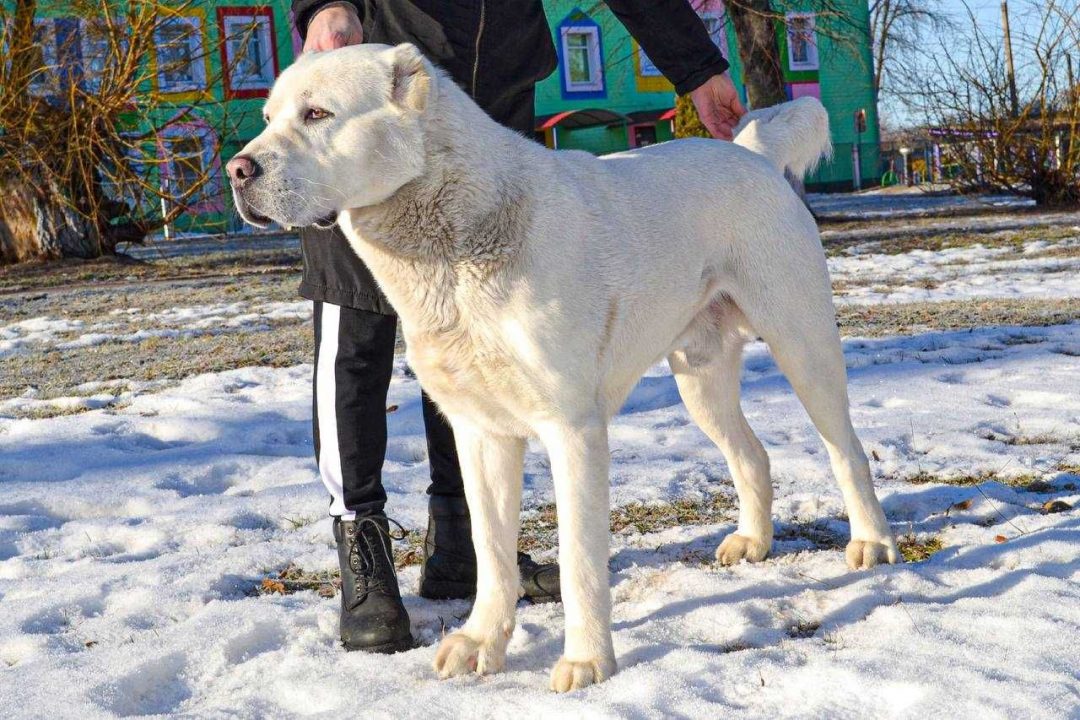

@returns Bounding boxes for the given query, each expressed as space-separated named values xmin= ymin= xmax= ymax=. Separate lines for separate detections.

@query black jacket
xmin=291 ymin=0 xmax=729 ymax=99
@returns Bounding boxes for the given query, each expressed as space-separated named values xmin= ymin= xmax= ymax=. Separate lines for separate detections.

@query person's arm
xmin=292 ymin=0 xmax=366 ymax=48
xmin=603 ymin=0 xmax=746 ymax=139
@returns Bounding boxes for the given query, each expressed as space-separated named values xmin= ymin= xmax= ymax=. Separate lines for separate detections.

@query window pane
xmin=226 ymin=17 xmax=273 ymax=87
xmin=157 ymin=19 xmax=202 ymax=89
xmin=567 ymin=33 xmax=588 ymax=49
xmin=169 ymin=137 xmax=205 ymax=194
xmin=787 ymin=16 xmax=816 ymax=67
xmin=568 ymin=46 xmax=590 ymax=84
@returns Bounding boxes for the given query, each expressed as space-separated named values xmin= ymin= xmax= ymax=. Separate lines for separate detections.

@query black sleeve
xmin=602 ymin=0 xmax=729 ymax=95
xmin=290 ymin=0 xmax=370 ymax=41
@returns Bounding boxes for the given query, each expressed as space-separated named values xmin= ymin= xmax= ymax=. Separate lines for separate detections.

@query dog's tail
xmin=732 ymin=96 xmax=831 ymax=179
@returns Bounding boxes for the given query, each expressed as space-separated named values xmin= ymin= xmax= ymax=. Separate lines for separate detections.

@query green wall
xmin=537 ymin=0 xmax=881 ymax=190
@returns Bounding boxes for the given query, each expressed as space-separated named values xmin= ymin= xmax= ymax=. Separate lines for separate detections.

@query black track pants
xmin=312 ymin=301 xmax=464 ymax=519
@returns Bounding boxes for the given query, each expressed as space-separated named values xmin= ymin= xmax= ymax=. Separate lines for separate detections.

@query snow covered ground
xmin=808 ymin=188 xmax=1036 ymax=219
xmin=829 ymin=234 xmax=1080 ymax=305
xmin=2 ymin=206 xmax=1079 ymax=718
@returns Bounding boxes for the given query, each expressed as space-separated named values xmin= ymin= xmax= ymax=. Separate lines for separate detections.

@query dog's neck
xmin=342 ymin=73 xmax=535 ymax=332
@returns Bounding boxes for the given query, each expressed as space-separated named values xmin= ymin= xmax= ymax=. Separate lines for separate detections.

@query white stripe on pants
xmin=316 ymin=302 xmax=355 ymax=520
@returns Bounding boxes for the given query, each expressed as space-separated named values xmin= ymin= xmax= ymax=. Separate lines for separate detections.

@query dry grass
xmin=900 ymin=461 xmax=1080 ymax=490
xmin=258 ymin=493 xmax=737 ymax=597
xmin=0 ymin=241 xmax=301 ymax=294
xmin=821 ymin=222 xmax=1080 ymax=258
xmin=519 ymin=493 xmax=737 ymax=555
xmin=897 ymin=534 xmax=945 ymax=563
xmin=836 ymin=298 xmax=1080 ymax=338
xmin=2 ymin=322 xmax=313 ymax=408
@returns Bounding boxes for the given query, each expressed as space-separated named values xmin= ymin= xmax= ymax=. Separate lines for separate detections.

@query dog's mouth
xmin=234 ymin=197 xmax=273 ymax=229
xmin=312 ymin=212 xmax=338 ymax=230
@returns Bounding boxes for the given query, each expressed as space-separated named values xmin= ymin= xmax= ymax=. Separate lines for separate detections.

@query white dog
xmin=229 ymin=43 xmax=900 ymax=692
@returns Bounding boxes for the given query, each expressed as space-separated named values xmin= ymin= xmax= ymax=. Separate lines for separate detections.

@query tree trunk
xmin=726 ymin=0 xmax=788 ymax=109
xmin=0 ymin=177 xmax=101 ymax=263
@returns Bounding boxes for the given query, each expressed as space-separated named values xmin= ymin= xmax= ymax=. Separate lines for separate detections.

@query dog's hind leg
xmin=433 ymin=423 xmax=525 ymax=679
xmin=730 ymin=266 xmax=899 ymax=569
xmin=537 ymin=418 xmax=617 ymax=692
xmin=670 ymin=312 xmax=774 ymax=565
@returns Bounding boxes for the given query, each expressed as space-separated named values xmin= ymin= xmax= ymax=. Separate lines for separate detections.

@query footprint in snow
xmin=92 ymin=651 xmax=191 ymax=717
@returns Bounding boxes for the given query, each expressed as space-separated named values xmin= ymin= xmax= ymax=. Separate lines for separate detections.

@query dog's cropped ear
xmin=389 ymin=43 xmax=431 ymax=113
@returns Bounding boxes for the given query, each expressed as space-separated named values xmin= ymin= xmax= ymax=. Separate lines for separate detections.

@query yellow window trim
xmin=149 ymin=6 xmax=214 ymax=103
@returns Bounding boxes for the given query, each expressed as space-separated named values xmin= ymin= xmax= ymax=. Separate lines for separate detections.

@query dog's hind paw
xmin=846 ymin=538 xmax=901 ymax=569
xmin=433 ymin=632 xmax=504 ymax=678
xmin=549 ymin=655 xmax=616 ymax=693
xmin=715 ymin=533 xmax=771 ymax=565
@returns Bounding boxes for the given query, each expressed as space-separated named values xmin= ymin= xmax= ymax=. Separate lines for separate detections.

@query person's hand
xmin=304 ymin=3 xmax=363 ymax=52
xmin=689 ymin=73 xmax=747 ymax=141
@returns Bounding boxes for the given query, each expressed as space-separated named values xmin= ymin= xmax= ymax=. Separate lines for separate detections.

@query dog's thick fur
xmin=232 ymin=44 xmax=900 ymax=692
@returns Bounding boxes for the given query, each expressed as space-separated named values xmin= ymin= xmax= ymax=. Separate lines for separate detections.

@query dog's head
xmin=226 ymin=43 xmax=432 ymax=229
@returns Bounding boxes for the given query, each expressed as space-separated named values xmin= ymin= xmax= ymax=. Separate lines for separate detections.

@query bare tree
xmin=869 ymin=0 xmax=951 ymax=97
xmin=904 ymin=0 xmax=1079 ymax=206
xmin=0 ymin=0 xmax=262 ymax=264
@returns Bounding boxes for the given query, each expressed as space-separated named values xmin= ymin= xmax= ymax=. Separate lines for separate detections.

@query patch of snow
xmin=0 ymin=317 xmax=86 ymax=359
xmin=809 ymin=192 xmax=1036 ymax=219
xmin=1 ymin=302 xmax=312 ymax=359
xmin=1 ymin=322 xmax=1078 ymax=717
xmin=829 ymin=239 xmax=1080 ymax=304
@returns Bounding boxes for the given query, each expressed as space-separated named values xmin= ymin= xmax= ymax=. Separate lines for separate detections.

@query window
xmin=155 ymin=15 xmax=207 ymax=94
xmin=700 ymin=12 xmax=729 ymax=58
xmin=80 ymin=19 xmax=126 ymax=93
xmin=785 ymin=13 xmax=818 ymax=71
xmin=166 ymin=136 xmax=207 ymax=196
xmin=158 ymin=121 xmax=224 ymax=213
xmin=218 ymin=7 xmax=279 ymax=98
xmin=565 ymin=30 xmax=597 ymax=86
xmin=637 ymin=46 xmax=661 ymax=78
xmin=28 ymin=20 xmax=60 ymax=97
xmin=559 ymin=18 xmax=604 ymax=96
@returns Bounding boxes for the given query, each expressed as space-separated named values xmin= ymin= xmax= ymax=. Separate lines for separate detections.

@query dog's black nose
xmin=226 ymin=155 xmax=260 ymax=185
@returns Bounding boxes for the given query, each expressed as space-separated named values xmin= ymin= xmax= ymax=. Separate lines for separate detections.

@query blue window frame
xmin=557 ymin=10 xmax=605 ymax=100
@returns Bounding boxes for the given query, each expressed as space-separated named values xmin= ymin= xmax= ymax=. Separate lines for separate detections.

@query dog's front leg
xmin=538 ymin=419 xmax=616 ymax=692
xmin=433 ymin=422 xmax=524 ymax=678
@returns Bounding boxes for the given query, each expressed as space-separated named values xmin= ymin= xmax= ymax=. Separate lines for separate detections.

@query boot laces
xmin=349 ymin=516 xmax=407 ymax=596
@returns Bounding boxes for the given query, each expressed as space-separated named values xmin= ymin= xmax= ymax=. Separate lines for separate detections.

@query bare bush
xmin=0 ymin=0 xmax=260 ymax=263
xmin=898 ymin=0 xmax=1080 ymax=206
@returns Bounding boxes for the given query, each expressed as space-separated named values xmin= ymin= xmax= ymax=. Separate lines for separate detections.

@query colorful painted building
xmin=21 ymin=0 xmax=878 ymax=234
xmin=537 ymin=0 xmax=882 ymax=191
xmin=18 ymin=0 xmax=298 ymax=233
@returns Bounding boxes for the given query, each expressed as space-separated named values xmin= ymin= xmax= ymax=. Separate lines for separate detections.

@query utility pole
xmin=1001 ymin=0 xmax=1019 ymax=117
xmin=1068 ymin=53 xmax=1076 ymax=105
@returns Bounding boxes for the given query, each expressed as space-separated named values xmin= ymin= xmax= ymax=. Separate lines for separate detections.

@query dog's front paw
xmin=433 ymin=632 xmax=505 ymax=678
xmin=846 ymin=538 xmax=901 ymax=569
xmin=715 ymin=533 xmax=771 ymax=565
xmin=549 ymin=654 xmax=616 ymax=693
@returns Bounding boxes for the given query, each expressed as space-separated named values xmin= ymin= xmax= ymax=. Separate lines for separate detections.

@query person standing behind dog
xmin=290 ymin=0 xmax=746 ymax=654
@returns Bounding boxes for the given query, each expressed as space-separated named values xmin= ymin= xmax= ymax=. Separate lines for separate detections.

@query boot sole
xmin=342 ymin=634 xmax=415 ymax=654
xmin=523 ymin=591 xmax=560 ymax=605
xmin=420 ymin=578 xmax=560 ymax=605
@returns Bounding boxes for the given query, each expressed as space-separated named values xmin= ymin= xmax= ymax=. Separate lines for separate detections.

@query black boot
xmin=418 ymin=495 xmax=561 ymax=604
xmin=334 ymin=517 xmax=413 ymax=653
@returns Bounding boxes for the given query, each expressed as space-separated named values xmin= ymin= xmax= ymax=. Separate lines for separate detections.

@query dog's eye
xmin=304 ymin=107 xmax=333 ymax=123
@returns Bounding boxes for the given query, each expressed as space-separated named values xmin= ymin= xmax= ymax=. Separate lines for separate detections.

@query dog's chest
xmin=403 ymin=323 xmax=544 ymax=433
